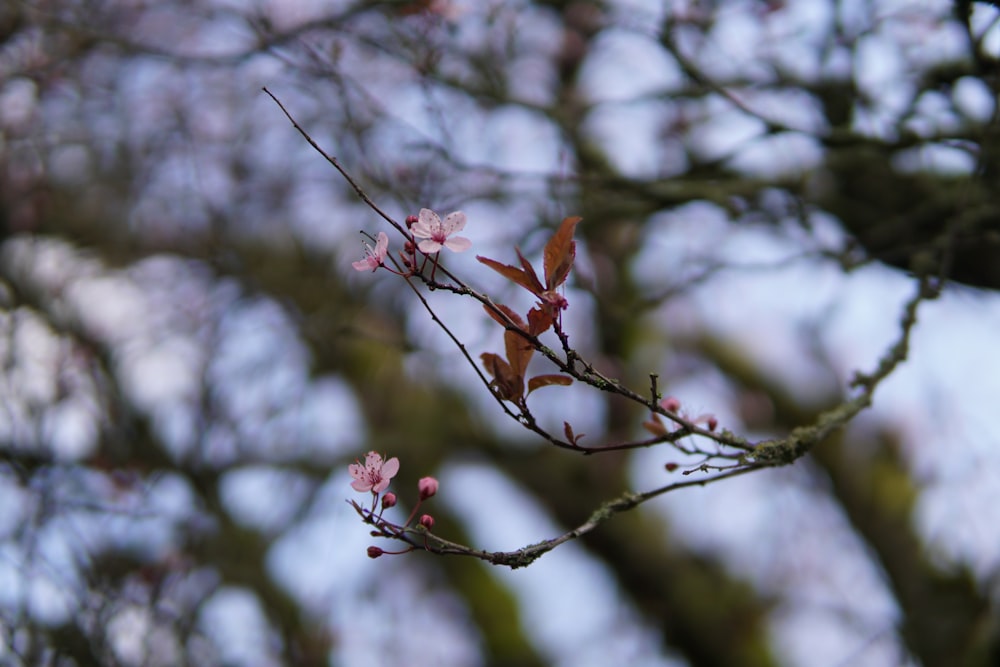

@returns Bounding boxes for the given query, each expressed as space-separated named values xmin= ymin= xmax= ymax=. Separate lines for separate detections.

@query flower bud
xmin=418 ymin=476 xmax=439 ymax=500
xmin=661 ymin=396 xmax=681 ymax=413
xmin=381 ymin=492 xmax=397 ymax=509
xmin=367 ymin=546 xmax=384 ymax=559
xmin=665 ymin=462 xmax=679 ymax=472
xmin=419 ymin=514 xmax=435 ymax=530
xmin=405 ymin=215 xmax=418 ymax=228
xmin=706 ymin=416 xmax=718 ymax=432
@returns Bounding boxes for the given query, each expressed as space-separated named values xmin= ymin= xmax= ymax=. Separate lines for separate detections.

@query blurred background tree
xmin=1 ymin=0 xmax=999 ymax=665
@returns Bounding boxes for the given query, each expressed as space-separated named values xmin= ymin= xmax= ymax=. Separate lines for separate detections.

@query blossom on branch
xmin=411 ymin=208 xmax=471 ymax=254
xmin=352 ymin=232 xmax=389 ymax=272
xmin=349 ymin=451 xmax=400 ymax=493
xmin=418 ymin=476 xmax=439 ymax=500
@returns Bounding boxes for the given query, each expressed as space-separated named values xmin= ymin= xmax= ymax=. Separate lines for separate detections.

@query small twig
xmin=417 ymin=464 xmax=763 ymax=568
xmin=262 ymin=86 xmax=406 ymax=236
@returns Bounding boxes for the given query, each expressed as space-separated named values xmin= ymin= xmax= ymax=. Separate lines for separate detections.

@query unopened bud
xmin=405 ymin=215 xmax=418 ymax=228
xmin=665 ymin=462 xmax=678 ymax=472
xmin=419 ymin=514 xmax=435 ymax=530
xmin=404 ymin=240 xmax=416 ymax=254
xmin=706 ymin=416 xmax=718 ymax=432
xmin=661 ymin=397 xmax=681 ymax=413
xmin=381 ymin=492 xmax=397 ymax=509
xmin=367 ymin=546 xmax=384 ymax=559
xmin=418 ymin=476 xmax=439 ymax=500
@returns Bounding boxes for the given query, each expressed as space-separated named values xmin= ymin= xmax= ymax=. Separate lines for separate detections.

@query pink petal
xmin=410 ymin=223 xmax=432 ymax=239
xmin=418 ymin=239 xmax=443 ymax=253
xmin=441 ymin=211 xmax=466 ymax=234
xmin=381 ymin=457 xmax=400 ymax=479
xmin=444 ymin=236 xmax=471 ymax=252
xmin=374 ymin=232 xmax=389 ymax=257
xmin=415 ymin=209 xmax=441 ymax=236
xmin=351 ymin=478 xmax=373 ymax=492
xmin=352 ymin=258 xmax=373 ymax=272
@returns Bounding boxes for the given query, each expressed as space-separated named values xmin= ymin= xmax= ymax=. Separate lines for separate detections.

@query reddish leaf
xmin=564 ymin=421 xmax=575 ymax=442
xmin=543 ymin=216 xmax=581 ymax=289
xmin=481 ymin=352 xmax=523 ymax=401
xmin=480 ymin=352 xmax=506 ymax=379
xmin=527 ymin=306 xmax=554 ymax=336
xmin=527 ymin=374 xmax=572 ymax=394
xmin=504 ymin=329 xmax=534 ymax=378
xmin=483 ymin=303 xmax=525 ymax=329
xmin=515 ymin=248 xmax=546 ymax=295
xmin=564 ymin=421 xmax=585 ymax=445
xmin=477 ymin=255 xmax=544 ymax=296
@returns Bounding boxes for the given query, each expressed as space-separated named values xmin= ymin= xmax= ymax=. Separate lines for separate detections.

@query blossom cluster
xmin=352 ymin=208 xmax=470 ymax=273
xmin=348 ymin=451 xmax=439 ymax=559
xmin=347 ymin=206 xmax=726 ymax=561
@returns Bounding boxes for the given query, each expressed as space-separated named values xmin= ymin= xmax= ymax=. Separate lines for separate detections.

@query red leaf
xmin=527 ymin=306 xmax=554 ymax=336
xmin=477 ymin=255 xmax=545 ymax=296
xmin=515 ymin=248 xmax=546 ymax=295
xmin=564 ymin=421 xmax=585 ymax=445
xmin=505 ymin=329 xmax=534 ymax=378
xmin=483 ymin=303 xmax=526 ymax=329
xmin=527 ymin=374 xmax=572 ymax=394
xmin=543 ymin=216 xmax=581 ymax=289
xmin=481 ymin=352 xmax=523 ymax=401
xmin=480 ymin=352 xmax=506 ymax=379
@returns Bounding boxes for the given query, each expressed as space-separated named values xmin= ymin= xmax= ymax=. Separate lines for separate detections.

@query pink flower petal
xmin=444 ymin=236 xmax=471 ymax=252
xmin=352 ymin=232 xmax=389 ymax=272
xmin=441 ymin=211 xmax=466 ymax=234
xmin=417 ymin=239 xmax=443 ymax=253
xmin=412 ymin=209 xmax=440 ymax=239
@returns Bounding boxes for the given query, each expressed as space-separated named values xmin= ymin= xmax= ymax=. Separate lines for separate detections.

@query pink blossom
xmin=418 ymin=476 xmax=439 ymax=500
xmin=381 ymin=492 xmax=397 ymax=509
xmin=660 ymin=396 xmax=681 ymax=413
xmin=349 ymin=451 xmax=400 ymax=493
xmin=694 ymin=413 xmax=718 ymax=432
xmin=352 ymin=232 xmax=389 ymax=272
xmin=419 ymin=514 xmax=435 ymax=530
xmin=411 ymin=208 xmax=471 ymax=254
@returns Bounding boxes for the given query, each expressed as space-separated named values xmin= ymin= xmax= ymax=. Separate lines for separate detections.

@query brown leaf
xmin=527 ymin=306 xmax=554 ymax=336
xmin=527 ymin=374 xmax=572 ymax=394
xmin=504 ymin=329 xmax=534 ymax=378
xmin=477 ymin=255 xmax=544 ymax=296
xmin=543 ymin=216 xmax=581 ymax=289
xmin=480 ymin=352 xmax=506 ymax=380
xmin=480 ymin=352 xmax=523 ymax=401
xmin=515 ymin=248 xmax=546 ymax=295
xmin=483 ymin=303 xmax=526 ymax=329
xmin=563 ymin=421 xmax=585 ymax=445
